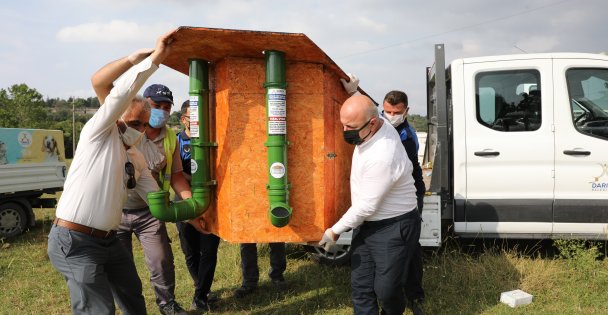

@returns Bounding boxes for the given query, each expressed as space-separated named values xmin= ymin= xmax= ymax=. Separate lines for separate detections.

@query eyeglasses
xmin=124 ymin=120 xmax=149 ymax=130
xmin=125 ymin=161 xmax=136 ymax=189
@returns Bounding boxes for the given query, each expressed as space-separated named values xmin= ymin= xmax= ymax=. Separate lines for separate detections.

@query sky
xmin=1 ymin=0 xmax=606 ymax=115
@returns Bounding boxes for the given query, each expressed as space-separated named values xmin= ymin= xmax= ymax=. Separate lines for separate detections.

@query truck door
xmin=462 ymin=59 xmax=554 ymax=236
xmin=553 ymin=59 xmax=608 ymax=237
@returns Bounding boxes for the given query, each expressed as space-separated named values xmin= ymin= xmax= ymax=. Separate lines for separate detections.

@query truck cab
xmin=427 ymin=44 xmax=608 ymax=240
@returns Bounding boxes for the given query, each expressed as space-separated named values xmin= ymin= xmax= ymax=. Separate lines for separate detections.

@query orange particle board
xmin=163 ymin=27 xmax=365 ymax=243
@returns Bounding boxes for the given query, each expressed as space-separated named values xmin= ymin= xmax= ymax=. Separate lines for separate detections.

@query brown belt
xmin=53 ymin=218 xmax=116 ymax=238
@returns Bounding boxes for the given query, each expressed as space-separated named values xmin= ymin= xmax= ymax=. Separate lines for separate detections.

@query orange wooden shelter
xmin=162 ymin=27 xmax=364 ymax=243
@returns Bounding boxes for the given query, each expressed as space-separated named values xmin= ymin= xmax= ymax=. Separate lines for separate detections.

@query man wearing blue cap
xmin=116 ymin=83 xmax=197 ymax=315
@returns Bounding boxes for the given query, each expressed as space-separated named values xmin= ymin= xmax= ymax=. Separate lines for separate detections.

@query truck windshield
xmin=567 ymin=68 xmax=608 ymax=140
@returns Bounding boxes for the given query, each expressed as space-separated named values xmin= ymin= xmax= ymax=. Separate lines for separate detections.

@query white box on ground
xmin=500 ymin=289 xmax=533 ymax=307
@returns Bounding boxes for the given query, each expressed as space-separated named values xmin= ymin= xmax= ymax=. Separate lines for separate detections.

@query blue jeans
xmin=47 ymin=225 xmax=146 ymax=315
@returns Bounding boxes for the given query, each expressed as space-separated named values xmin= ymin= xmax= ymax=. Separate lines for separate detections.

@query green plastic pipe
xmin=148 ymin=59 xmax=213 ymax=222
xmin=264 ymin=50 xmax=292 ymax=227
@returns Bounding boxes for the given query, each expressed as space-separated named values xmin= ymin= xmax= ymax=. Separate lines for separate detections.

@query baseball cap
xmin=143 ymin=84 xmax=173 ymax=104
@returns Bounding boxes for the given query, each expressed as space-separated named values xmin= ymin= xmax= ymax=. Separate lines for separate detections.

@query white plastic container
xmin=500 ymin=289 xmax=533 ymax=308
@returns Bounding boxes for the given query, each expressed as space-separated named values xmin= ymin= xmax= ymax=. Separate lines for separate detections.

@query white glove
xmin=340 ymin=73 xmax=359 ymax=95
xmin=319 ymin=228 xmax=337 ymax=251
xmin=128 ymin=48 xmax=155 ymax=65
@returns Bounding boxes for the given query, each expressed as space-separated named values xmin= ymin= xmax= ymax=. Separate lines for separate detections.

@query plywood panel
xmin=163 ymin=27 xmax=365 ymax=241
xmin=205 ymin=56 xmax=356 ymax=243
xmin=322 ymin=69 xmax=356 ymax=228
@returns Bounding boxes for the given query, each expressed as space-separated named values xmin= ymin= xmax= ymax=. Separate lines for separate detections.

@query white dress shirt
xmin=332 ymin=117 xmax=417 ymax=235
xmin=55 ymin=57 xmax=159 ymax=231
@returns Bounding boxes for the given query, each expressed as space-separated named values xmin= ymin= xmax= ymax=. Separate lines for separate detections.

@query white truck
xmin=424 ymin=44 xmax=608 ymax=243
xmin=310 ymin=44 xmax=608 ymax=264
xmin=0 ymin=128 xmax=67 ymax=238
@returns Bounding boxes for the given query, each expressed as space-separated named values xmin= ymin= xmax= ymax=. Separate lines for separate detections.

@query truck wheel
xmin=0 ymin=202 xmax=28 ymax=238
xmin=305 ymin=244 xmax=352 ymax=266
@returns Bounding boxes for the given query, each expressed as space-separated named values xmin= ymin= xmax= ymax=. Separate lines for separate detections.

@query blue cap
xmin=143 ymin=84 xmax=173 ymax=104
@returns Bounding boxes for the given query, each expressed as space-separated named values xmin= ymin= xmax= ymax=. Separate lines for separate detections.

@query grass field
xmin=1 ymin=205 xmax=608 ymax=314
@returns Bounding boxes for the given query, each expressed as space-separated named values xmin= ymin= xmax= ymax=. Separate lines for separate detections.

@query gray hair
xmin=121 ymin=94 xmax=149 ymax=119
xmin=364 ymin=100 xmax=379 ymax=121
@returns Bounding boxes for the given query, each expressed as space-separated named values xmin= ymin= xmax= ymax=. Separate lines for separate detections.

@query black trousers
xmin=239 ymin=242 xmax=286 ymax=287
xmin=176 ymin=221 xmax=220 ymax=305
xmin=351 ymin=210 xmax=421 ymax=315
xmin=405 ymin=242 xmax=425 ymax=301
xmin=405 ymin=201 xmax=425 ymax=301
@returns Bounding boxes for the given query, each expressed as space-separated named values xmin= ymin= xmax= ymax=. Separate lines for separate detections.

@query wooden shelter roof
xmin=162 ymin=26 xmax=346 ymax=77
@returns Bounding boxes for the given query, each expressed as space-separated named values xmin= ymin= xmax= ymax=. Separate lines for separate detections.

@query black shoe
xmin=190 ymin=301 xmax=211 ymax=314
xmin=234 ymin=285 xmax=256 ymax=298
xmin=409 ymin=298 xmax=424 ymax=315
xmin=271 ymin=278 xmax=288 ymax=291
xmin=206 ymin=291 xmax=219 ymax=304
xmin=159 ymin=301 xmax=188 ymax=315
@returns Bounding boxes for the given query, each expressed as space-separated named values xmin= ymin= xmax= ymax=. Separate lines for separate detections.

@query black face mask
xmin=343 ymin=118 xmax=372 ymax=145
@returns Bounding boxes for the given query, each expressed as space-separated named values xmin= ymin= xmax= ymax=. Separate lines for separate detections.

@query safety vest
xmin=159 ymin=127 xmax=177 ymax=191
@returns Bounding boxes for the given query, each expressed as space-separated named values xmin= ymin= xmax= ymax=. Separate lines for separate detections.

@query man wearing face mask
xmin=141 ymin=83 xmax=193 ymax=200
xmin=383 ymin=91 xmax=425 ymax=210
xmin=47 ymin=29 xmax=175 ymax=314
xmin=383 ymin=90 xmax=426 ymax=315
xmin=342 ymin=75 xmax=427 ymax=314
xmin=319 ymin=94 xmax=421 ymax=315
xmin=114 ymin=86 xmax=192 ymax=314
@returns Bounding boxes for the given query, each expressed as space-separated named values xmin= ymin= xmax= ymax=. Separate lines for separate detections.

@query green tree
xmin=409 ymin=114 xmax=428 ymax=132
xmin=167 ymin=111 xmax=181 ymax=129
xmin=0 ymin=84 xmax=49 ymax=129
xmin=51 ymin=120 xmax=76 ymax=158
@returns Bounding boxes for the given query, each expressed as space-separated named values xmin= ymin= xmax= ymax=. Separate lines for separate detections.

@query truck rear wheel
xmin=305 ymin=244 xmax=352 ymax=266
xmin=0 ymin=202 xmax=28 ymax=238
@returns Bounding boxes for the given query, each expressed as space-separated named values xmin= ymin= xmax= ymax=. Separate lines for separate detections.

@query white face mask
xmin=385 ymin=112 xmax=406 ymax=127
xmin=119 ymin=123 xmax=145 ymax=147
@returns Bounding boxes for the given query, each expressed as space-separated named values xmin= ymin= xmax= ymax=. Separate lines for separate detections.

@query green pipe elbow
xmin=267 ymin=186 xmax=291 ymax=227
xmin=269 ymin=202 xmax=292 ymax=227
xmin=149 ymin=58 xmax=216 ymax=223
xmin=148 ymin=188 xmax=211 ymax=222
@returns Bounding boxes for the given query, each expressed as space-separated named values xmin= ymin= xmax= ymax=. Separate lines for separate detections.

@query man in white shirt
xmin=47 ymin=29 xmax=175 ymax=314
xmin=319 ymin=94 xmax=422 ymax=314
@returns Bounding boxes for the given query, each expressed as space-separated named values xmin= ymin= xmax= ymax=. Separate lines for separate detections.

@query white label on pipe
xmin=268 ymin=117 xmax=286 ymax=135
xmin=268 ymin=88 xmax=286 ymax=135
xmin=270 ymin=162 xmax=286 ymax=179
xmin=189 ymin=96 xmax=199 ymax=138
xmin=190 ymin=122 xmax=199 ymax=138
xmin=191 ymin=159 xmax=198 ymax=174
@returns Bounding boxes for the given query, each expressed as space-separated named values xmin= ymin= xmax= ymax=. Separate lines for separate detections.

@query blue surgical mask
xmin=149 ymin=108 xmax=170 ymax=128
